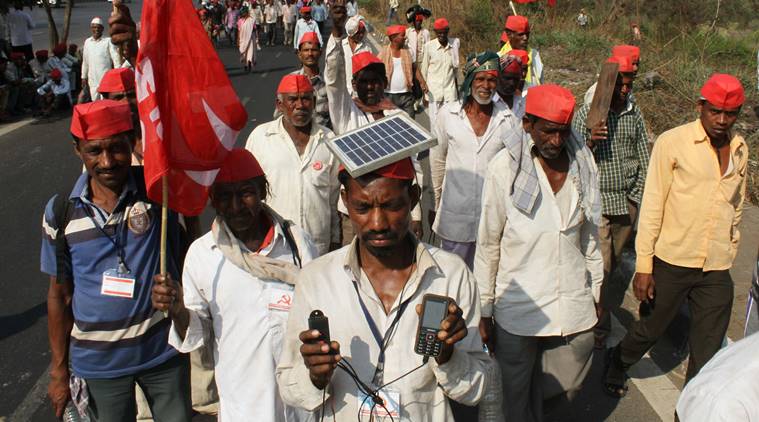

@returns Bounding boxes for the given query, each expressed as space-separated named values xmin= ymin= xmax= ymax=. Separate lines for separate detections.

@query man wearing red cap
xmin=80 ymin=16 xmax=122 ymax=102
xmin=293 ymin=5 xmax=322 ymax=49
xmin=278 ymin=157 xmax=490 ymax=421
xmin=583 ymin=44 xmax=641 ymax=105
xmin=246 ymin=73 xmax=340 ymax=256
xmin=498 ymin=15 xmax=543 ymax=92
xmin=604 ymin=74 xmax=749 ymax=397
xmin=29 ymin=49 xmax=52 ymax=85
xmin=573 ymin=55 xmax=650 ymax=349
xmin=42 ymin=100 xmax=192 ymax=421
xmin=98 ymin=67 xmax=136 ymax=105
xmin=4 ymin=51 xmax=35 ymax=115
xmin=417 ymin=17 xmax=460 ymax=125
xmin=378 ymin=25 xmax=415 ymax=117
xmin=35 ymin=68 xmax=71 ymax=116
xmin=325 ymin=3 xmax=424 ymax=238
xmin=431 ymin=51 xmax=522 ymax=269
xmin=495 ymin=52 xmax=527 ymax=117
xmin=475 ymin=84 xmax=603 ymax=421
xmin=405 ymin=13 xmax=430 ymax=66
xmin=153 ymin=149 xmax=317 ymax=422
xmin=274 ymin=31 xmax=331 ymax=128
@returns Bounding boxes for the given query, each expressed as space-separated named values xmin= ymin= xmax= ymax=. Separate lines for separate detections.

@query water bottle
xmin=478 ymin=354 xmax=505 ymax=422
xmin=63 ymin=402 xmax=90 ymax=422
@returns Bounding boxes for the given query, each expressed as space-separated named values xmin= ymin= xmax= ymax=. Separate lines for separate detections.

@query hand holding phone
xmin=415 ymin=295 xmax=467 ymax=365
xmin=300 ymin=310 xmax=341 ymax=389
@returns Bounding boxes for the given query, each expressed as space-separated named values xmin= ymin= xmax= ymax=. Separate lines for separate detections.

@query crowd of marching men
xmin=40 ymin=0 xmax=758 ymax=421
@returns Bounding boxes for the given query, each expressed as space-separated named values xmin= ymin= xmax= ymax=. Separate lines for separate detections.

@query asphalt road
xmin=0 ymin=1 xmax=701 ymax=421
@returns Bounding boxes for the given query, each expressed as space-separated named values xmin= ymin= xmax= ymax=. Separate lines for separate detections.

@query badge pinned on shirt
xmin=358 ymin=388 xmax=401 ymax=419
xmin=268 ymin=288 xmax=293 ymax=312
xmin=312 ymin=161 xmax=323 ymax=171
xmin=127 ymin=201 xmax=152 ymax=235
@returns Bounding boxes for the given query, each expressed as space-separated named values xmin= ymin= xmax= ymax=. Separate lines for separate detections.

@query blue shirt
xmin=41 ymin=170 xmax=182 ymax=379
xmin=311 ymin=4 xmax=327 ymax=22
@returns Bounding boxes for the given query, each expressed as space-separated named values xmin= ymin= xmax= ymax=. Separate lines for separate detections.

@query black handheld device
xmin=308 ymin=310 xmax=331 ymax=344
xmin=414 ymin=294 xmax=450 ymax=357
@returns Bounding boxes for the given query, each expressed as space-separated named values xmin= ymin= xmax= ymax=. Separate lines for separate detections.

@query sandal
xmin=603 ymin=347 xmax=629 ymax=399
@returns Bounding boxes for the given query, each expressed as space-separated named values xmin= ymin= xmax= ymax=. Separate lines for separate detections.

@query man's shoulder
xmin=657 ymin=120 xmax=698 ymax=146
xmin=298 ymin=245 xmax=349 ymax=284
xmin=422 ymin=243 xmax=471 ymax=277
xmin=249 ymin=119 xmax=281 ymax=140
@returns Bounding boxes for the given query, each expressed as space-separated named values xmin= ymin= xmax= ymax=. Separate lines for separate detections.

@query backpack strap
xmin=280 ymin=220 xmax=302 ymax=269
xmin=52 ymin=193 xmax=75 ymax=284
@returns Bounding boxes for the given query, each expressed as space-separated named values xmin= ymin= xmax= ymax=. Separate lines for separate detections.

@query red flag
xmin=136 ymin=0 xmax=247 ymax=216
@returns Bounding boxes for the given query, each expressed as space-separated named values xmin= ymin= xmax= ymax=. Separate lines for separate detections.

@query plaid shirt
xmin=274 ymin=67 xmax=332 ymax=129
xmin=572 ymin=100 xmax=650 ymax=216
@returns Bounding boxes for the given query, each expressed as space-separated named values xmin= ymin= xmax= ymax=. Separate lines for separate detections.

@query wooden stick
xmin=160 ymin=175 xmax=169 ymax=317
xmin=509 ymin=1 xmax=517 ymax=16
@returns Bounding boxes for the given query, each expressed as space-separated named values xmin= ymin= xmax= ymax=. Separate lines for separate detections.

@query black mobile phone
xmin=414 ymin=294 xmax=451 ymax=357
xmin=639 ymin=293 xmax=656 ymax=318
xmin=308 ymin=310 xmax=331 ymax=344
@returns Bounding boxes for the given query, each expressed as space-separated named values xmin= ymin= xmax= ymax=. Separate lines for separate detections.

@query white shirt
xmin=245 ymin=117 xmax=340 ymax=255
xmin=386 ymin=57 xmax=407 ymax=93
xmin=430 ymin=100 xmax=522 ymax=242
xmin=276 ymin=239 xmax=490 ymax=421
xmin=474 ymin=146 xmax=603 ymax=336
xmin=293 ymin=18 xmax=322 ymax=48
xmin=168 ymin=226 xmax=318 ymax=422
xmin=419 ymin=38 xmax=460 ymax=103
xmin=37 ymin=78 xmax=71 ymax=97
xmin=7 ymin=8 xmax=33 ymax=47
xmin=676 ymin=332 xmax=759 ymax=422
xmin=405 ymin=27 xmax=430 ymax=63
xmin=493 ymin=93 xmax=525 ymax=119
xmin=282 ymin=4 xmax=297 ymax=23
xmin=264 ymin=3 xmax=281 ymax=23
xmin=81 ymin=36 xmax=122 ymax=100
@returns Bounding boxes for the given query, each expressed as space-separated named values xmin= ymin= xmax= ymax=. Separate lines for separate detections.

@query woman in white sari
xmin=238 ymin=7 xmax=257 ymax=72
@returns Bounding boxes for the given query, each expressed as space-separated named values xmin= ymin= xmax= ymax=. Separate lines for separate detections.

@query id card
xmin=101 ymin=269 xmax=136 ymax=299
xmin=267 ymin=287 xmax=294 ymax=312
xmin=357 ymin=388 xmax=401 ymax=419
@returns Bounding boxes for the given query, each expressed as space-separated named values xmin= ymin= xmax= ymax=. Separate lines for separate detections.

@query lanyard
xmin=82 ymin=200 xmax=131 ymax=274
xmin=351 ymin=279 xmax=413 ymax=386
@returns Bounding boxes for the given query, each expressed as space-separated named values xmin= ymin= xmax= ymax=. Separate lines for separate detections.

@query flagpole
xmin=509 ymin=1 xmax=518 ymax=15
xmin=160 ymin=175 xmax=169 ymax=317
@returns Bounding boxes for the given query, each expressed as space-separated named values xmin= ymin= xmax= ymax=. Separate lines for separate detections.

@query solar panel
xmin=327 ymin=113 xmax=437 ymax=177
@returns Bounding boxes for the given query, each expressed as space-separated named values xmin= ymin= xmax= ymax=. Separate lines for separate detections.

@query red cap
xmin=525 ymin=84 xmax=576 ymax=125
xmin=300 ymin=6 xmax=311 ymax=13
xmin=607 ymin=55 xmax=635 ymax=73
xmin=611 ymin=45 xmax=640 ymax=62
xmin=70 ymin=100 xmax=134 ymax=141
xmin=506 ymin=49 xmax=529 ymax=65
xmin=50 ymin=68 xmax=63 ymax=80
xmin=415 ymin=14 xmax=424 ymax=22
xmin=338 ymin=157 xmax=415 ymax=180
xmin=433 ymin=18 xmax=449 ymax=30
xmin=504 ymin=15 xmax=529 ymax=33
xmin=53 ymin=43 xmax=67 ymax=56
xmin=700 ymin=74 xmax=745 ymax=109
xmin=352 ymin=51 xmax=383 ymax=75
xmin=10 ymin=52 xmax=24 ymax=61
xmin=386 ymin=25 xmax=406 ymax=37
xmin=98 ymin=68 xmax=136 ymax=94
xmin=277 ymin=74 xmax=314 ymax=94
xmin=215 ymin=149 xmax=265 ymax=183
xmin=298 ymin=31 xmax=320 ymax=47
xmin=35 ymin=50 xmax=48 ymax=58
xmin=500 ymin=31 xmax=509 ymax=43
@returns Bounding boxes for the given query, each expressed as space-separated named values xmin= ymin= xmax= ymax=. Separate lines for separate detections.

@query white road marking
xmin=0 ymin=118 xmax=34 ymax=138
xmin=275 ymin=52 xmax=282 ymax=58
xmin=8 ymin=364 xmax=50 ymax=422
xmin=261 ymin=72 xmax=269 ymax=78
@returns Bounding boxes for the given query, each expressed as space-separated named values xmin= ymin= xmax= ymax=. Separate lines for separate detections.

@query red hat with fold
xmin=700 ymin=73 xmax=745 ymax=109
xmin=433 ymin=18 xmax=449 ymax=30
xmin=50 ymin=68 xmax=63 ymax=81
xmin=35 ymin=50 xmax=48 ymax=59
xmin=525 ymin=84 xmax=576 ymax=125
xmin=10 ymin=52 xmax=25 ymax=61
xmin=298 ymin=31 xmax=320 ymax=46
xmin=338 ymin=157 xmax=415 ymax=180
xmin=506 ymin=49 xmax=530 ymax=65
xmin=386 ymin=25 xmax=406 ymax=37
xmin=504 ymin=15 xmax=529 ymax=33
xmin=70 ymin=100 xmax=134 ymax=141
xmin=300 ymin=5 xmax=311 ymax=13
xmin=611 ymin=45 xmax=640 ymax=62
xmin=606 ymin=55 xmax=635 ymax=73
xmin=352 ymin=51 xmax=384 ymax=75
xmin=277 ymin=74 xmax=314 ymax=94
xmin=53 ymin=43 xmax=67 ymax=56
xmin=98 ymin=68 xmax=136 ymax=94
xmin=215 ymin=149 xmax=265 ymax=183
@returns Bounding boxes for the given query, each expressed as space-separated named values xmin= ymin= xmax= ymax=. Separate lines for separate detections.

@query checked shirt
xmin=573 ymin=100 xmax=650 ymax=216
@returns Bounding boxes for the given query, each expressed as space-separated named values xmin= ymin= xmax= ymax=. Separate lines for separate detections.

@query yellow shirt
xmin=635 ymin=119 xmax=748 ymax=273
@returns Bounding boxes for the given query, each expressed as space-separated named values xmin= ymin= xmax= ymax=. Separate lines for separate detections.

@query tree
xmin=39 ymin=0 xmax=74 ymax=49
